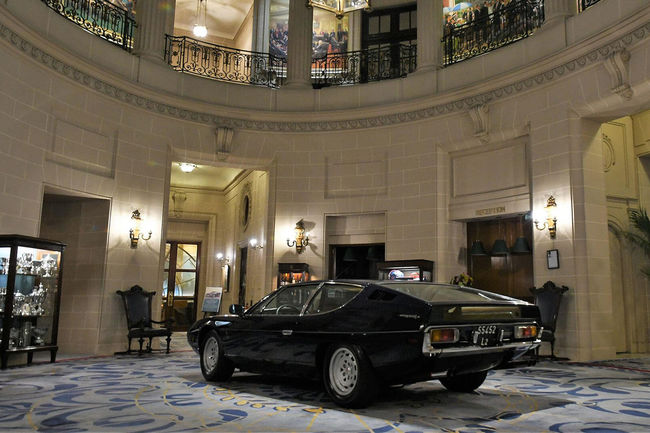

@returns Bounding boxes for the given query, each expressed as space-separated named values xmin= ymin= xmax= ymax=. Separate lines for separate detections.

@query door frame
xmin=163 ymin=240 xmax=201 ymax=331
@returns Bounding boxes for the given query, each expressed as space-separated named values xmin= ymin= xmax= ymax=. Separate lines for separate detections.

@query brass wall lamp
xmin=129 ymin=209 xmax=152 ymax=248
xmin=287 ymin=219 xmax=310 ymax=253
xmin=534 ymin=196 xmax=558 ymax=239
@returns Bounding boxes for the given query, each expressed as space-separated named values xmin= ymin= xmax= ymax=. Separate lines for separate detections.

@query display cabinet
xmin=376 ymin=260 xmax=434 ymax=281
xmin=277 ymin=263 xmax=309 ymax=288
xmin=0 ymin=235 xmax=65 ymax=369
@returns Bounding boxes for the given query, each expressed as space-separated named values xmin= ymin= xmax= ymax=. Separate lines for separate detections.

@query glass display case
xmin=0 ymin=235 xmax=65 ymax=369
xmin=376 ymin=260 xmax=434 ymax=282
xmin=277 ymin=263 xmax=310 ymax=288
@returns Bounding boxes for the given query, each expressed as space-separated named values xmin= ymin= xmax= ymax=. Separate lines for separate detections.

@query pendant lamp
xmin=511 ymin=236 xmax=531 ymax=254
xmin=491 ymin=239 xmax=509 ymax=255
xmin=470 ymin=240 xmax=488 ymax=256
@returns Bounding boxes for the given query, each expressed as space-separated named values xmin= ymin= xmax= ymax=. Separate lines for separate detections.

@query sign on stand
xmin=202 ymin=286 xmax=223 ymax=314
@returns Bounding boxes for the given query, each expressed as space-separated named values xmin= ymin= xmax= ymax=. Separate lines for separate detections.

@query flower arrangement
xmin=450 ymin=272 xmax=474 ymax=286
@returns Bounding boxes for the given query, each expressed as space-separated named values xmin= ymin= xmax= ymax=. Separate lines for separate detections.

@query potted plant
xmin=624 ymin=208 xmax=650 ymax=277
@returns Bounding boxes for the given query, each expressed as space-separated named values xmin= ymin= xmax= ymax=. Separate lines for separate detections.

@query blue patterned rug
xmin=0 ymin=352 xmax=648 ymax=432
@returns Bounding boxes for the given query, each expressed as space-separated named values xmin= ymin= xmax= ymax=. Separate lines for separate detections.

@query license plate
xmin=473 ymin=325 xmax=499 ymax=347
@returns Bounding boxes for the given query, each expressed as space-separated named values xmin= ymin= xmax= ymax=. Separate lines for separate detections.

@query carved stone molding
xmin=0 ymin=17 xmax=649 ymax=132
xmin=603 ymin=48 xmax=633 ymax=100
xmin=215 ymin=126 xmax=234 ymax=161
xmin=602 ymin=133 xmax=615 ymax=172
xmin=468 ymin=104 xmax=489 ymax=142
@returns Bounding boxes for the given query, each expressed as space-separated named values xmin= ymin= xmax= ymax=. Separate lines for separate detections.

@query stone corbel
xmin=469 ymin=104 xmax=489 ymax=143
xmin=604 ymin=48 xmax=633 ymax=100
xmin=216 ymin=126 xmax=234 ymax=161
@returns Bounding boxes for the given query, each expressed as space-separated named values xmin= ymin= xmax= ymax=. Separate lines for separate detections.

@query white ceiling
xmin=174 ymin=0 xmax=255 ymax=40
xmin=170 ymin=162 xmax=245 ymax=191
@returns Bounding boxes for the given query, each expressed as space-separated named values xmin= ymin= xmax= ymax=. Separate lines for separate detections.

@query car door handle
xmin=282 ymin=329 xmax=293 ymax=336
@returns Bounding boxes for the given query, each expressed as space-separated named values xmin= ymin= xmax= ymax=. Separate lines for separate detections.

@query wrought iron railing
xmin=165 ymin=35 xmax=287 ymax=88
xmin=579 ymin=0 xmax=602 ymax=12
xmin=312 ymin=43 xmax=417 ymax=87
xmin=41 ymin=0 xmax=135 ymax=51
xmin=442 ymin=0 xmax=544 ymax=66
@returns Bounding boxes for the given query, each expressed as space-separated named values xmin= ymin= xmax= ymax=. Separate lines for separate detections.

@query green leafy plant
xmin=624 ymin=208 xmax=650 ymax=277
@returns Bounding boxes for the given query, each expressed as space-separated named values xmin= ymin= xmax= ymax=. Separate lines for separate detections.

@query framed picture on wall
xmin=547 ymin=249 xmax=560 ymax=269
xmin=221 ymin=264 xmax=230 ymax=292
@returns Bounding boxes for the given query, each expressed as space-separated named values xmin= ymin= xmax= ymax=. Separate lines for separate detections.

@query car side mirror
xmin=229 ymin=304 xmax=245 ymax=316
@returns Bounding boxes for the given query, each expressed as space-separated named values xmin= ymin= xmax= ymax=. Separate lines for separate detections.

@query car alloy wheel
xmin=329 ymin=347 xmax=359 ymax=396
xmin=323 ymin=344 xmax=376 ymax=408
xmin=200 ymin=330 xmax=234 ymax=381
xmin=202 ymin=335 xmax=218 ymax=372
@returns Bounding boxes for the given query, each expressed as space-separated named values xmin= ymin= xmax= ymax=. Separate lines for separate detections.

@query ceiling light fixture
xmin=193 ymin=0 xmax=208 ymax=38
xmin=179 ymin=162 xmax=197 ymax=173
xmin=307 ymin=0 xmax=371 ymax=19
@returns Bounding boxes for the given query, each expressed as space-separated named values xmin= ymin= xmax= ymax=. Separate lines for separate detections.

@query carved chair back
xmin=529 ymin=281 xmax=569 ymax=333
xmin=117 ymin=285 xmax=155 ymax=329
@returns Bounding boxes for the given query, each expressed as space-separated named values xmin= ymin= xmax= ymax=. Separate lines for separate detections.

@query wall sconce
xmin=129 ymin=209 xmax=152 ymax=248
xmin=249 ymin=238 xmax=263 ymax=250
xmin=216 ymin=253 xmax=231 ymax=265
xmin=286 ymin=219 xmax=310 ymax=253
xmin=534 ymin=195 xmax=558 ymax=239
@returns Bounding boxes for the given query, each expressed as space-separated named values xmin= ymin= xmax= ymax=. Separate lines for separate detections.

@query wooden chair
xmin=529 ymin=281 xmax=569 ymax=358
xmin=116 ymin=285 xmax=172 ymax=355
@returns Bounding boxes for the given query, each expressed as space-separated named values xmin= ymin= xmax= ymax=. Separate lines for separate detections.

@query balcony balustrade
xmin=41 ymin=0 xmax=135 ymax=51
xmin=311 ymin=43 xmax=417 ymax=88
xmin=442 ymin=0 xmax=545 ymax=66
xmin=165 ymin=35 xmax=287 ymax=88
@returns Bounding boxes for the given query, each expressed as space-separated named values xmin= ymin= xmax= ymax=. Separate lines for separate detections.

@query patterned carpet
xmin=0 ymin=351 xmax=648 ymax=432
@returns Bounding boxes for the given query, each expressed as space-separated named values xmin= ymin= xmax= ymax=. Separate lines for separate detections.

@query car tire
xmin=323 ymin=344 xmax=377 ymax=408
xmin=200 ymin=330 xmax=234 ymax=381
xmin=439 ymin=370 xmax=488 ymax=392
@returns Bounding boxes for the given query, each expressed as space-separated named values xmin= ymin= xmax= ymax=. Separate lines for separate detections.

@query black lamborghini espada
xmin=188 ymin=280 xmax=541 ymax=408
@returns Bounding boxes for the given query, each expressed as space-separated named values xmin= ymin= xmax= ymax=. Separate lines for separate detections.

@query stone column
xmin=348 ymin=10 xmax=362 ymax=52
xmin=252 ymin=0 xmax=270 ymax=53
xmin=544 ymin=0 xmax=576 ymax=26
xmin=133 ymin=0 xmax=174 ymax=63
xmin=285 ymin=0 xmax=313 ymax=88
xmin=416 ymin=0 xmax=444 ymax=73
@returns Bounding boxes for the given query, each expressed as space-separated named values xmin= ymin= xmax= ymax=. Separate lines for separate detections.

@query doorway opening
xmin=329 ymin=244 xmax=385 ymax=279
xmin=162 ymin=241 xmax=200 ymax=332
xmin=238 ymin=246 xmax=248 ymax=306
xmin=39 ymin=187 xmax=110 ymax=355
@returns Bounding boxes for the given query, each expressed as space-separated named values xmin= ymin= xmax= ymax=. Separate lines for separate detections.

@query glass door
xmin=162 ymin=242 xmax=200 ymax=331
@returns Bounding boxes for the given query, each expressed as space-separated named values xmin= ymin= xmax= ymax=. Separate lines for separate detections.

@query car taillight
xmin=430 ymin=328 xmax=459 ymax=343
xmin=514 ymin=325 xmax=538 ymax=339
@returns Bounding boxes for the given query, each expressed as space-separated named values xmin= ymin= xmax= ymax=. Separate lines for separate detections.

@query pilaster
xmin=133 ymin=0 xmax=173 ymax=63
xmin=285 ymin=0 xmax=313 ymax=88
xmin=416 ymin=0 xmax=444 ymax=73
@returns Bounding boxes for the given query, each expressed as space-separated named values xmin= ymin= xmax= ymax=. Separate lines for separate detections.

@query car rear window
xmin=377 ymin=282 xmax=519 ymax=303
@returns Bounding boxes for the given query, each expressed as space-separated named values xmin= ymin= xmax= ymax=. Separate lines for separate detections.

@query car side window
xmin=251 ymin=284 xmax=321 ymax=315
xmin=305 ymin=283 xmax=362 ymax=314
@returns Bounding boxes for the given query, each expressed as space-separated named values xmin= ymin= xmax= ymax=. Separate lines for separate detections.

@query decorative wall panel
xmin=325 ymin=153 xmax=387 ymax=198
xmin=603 ymin=117 xmax=637 ymax=200
xmin=449 ymin=138 xmax=530 ymax=220
xmin=47 ymin=118 xmax=117 ymax=178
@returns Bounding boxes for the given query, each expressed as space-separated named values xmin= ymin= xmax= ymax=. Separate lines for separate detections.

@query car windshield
xmin=377 ymin=282 xmax=518 ymax=303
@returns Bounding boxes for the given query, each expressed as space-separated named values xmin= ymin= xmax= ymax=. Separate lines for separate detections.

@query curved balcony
xmin=2 ymin=0 xmax=645 ymax=119
xmin=165 ymin=35 xmax=286 ymax=88
xmin=40 ymin=0 xmax=134 ymax=51
xmin=442 ymin=0 xmax=545 ymax=65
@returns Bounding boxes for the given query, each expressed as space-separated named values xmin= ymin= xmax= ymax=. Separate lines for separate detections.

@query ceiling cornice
xmin=0 ymin=7 xmax=649 ymax=132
